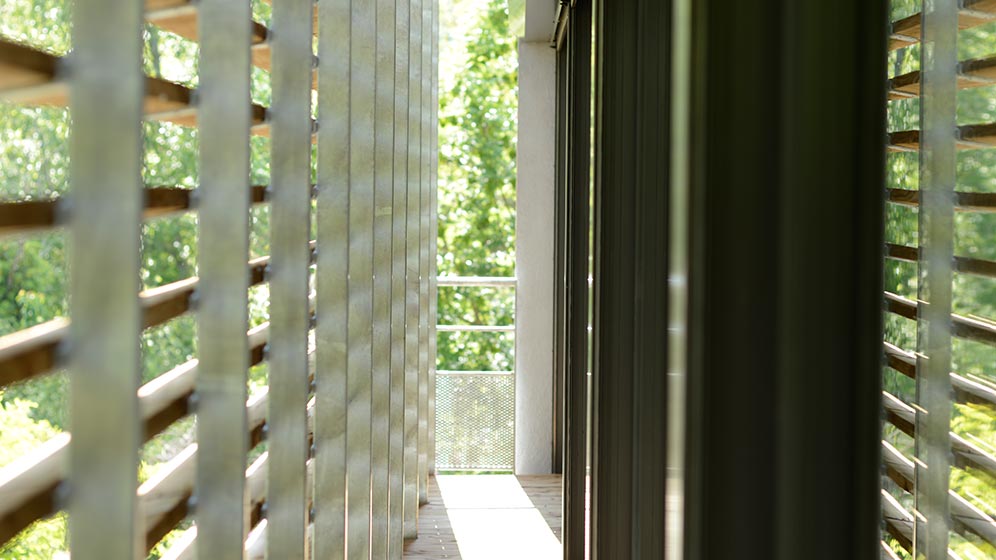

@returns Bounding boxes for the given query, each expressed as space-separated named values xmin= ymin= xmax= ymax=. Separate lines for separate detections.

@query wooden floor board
xmin=403 ymin=475 xmax=562 ymax=560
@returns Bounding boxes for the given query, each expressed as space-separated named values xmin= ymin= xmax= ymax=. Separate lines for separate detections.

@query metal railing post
xmin=433 ymin=277 xmax=517 ymax=472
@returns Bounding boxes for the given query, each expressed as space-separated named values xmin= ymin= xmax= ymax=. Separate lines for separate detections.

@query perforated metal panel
xmin=434 ymin=373 xmax=515 ymax=470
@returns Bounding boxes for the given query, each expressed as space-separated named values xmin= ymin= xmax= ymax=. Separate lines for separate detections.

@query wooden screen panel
xmin=883 ymin=0 xmax=996 ymax=557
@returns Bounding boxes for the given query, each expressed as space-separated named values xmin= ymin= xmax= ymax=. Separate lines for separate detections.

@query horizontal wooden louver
xmin=882 ymin=1 xmax=996 ymax=557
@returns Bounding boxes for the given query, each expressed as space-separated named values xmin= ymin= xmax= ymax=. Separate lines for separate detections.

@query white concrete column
xmin=515 ymin=39 xmax=555 ymax=475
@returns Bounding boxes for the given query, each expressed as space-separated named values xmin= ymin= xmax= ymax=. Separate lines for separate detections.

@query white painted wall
xmin=514 ymin=38 xmax=555 ymax=475
xmin=522 ymin=0 xmax=556 ymax=42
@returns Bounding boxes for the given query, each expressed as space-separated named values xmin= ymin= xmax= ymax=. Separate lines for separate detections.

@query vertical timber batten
xmin=315 ymin=0 xmax=350 ymax=555
xmin=914 ymin=1 xmax=956 ymax=557
xmin=69 ymin=0 xmax=144 ymax=554
xmin=0 ymin=0 xmax=438 ymax=552
xmin=195 ymin=0 xmax=252 ymax=555
xmin=346 ymin=0 xmax=377 ymax=554
xmin=389 ymin=0 xmax=411 ymax=554
xmin=403 ymin=0 xmax=423 ymax=538
xmin=268 ymin=0 xmax=314 ymax=553
xmin=372 ymin=0 xmax=398 ymax=554
xmin=428 ymin=0 xmax=439 ymax=480
xmin=416 ymin=0 xmax=432 ymax=506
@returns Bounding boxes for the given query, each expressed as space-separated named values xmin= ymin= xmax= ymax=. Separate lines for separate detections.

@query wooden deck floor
xmin=403 ymin=475 xmax=562 ymax=560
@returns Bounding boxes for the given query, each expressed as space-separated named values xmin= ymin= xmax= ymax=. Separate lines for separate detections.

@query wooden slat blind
xmin=0 ymin=0 xmax=438 ymax=556
xmin=388 ymin=0 xmax=412 ymax=553
xmin=883 ymin=1 xmax=996 ymax=557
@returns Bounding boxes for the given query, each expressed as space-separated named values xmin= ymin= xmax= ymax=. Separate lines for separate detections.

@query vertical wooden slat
xmin=403 ymin=0 xmax=424 ymax=539
xmin=268 ymin=0 xmax=315 ymax=553
xmin=915 ymin=1 xmax=956 ymax=557
xmin=315 ymin=0 xmax=350 ymax=555
xmin=389 ymin=0 xmax=411 ymax=553
xmin=417 ymin=0 xmax=432 ymax=506
xmin=427 ymin=0 xmax=439 ymax=478
xmin=195 ymin=0 xmax=252 ymax=555
xmin=347 ymin=0 xmax=377 ymax=555
xmin=372 ymin=0 xmax=397 ymax=555
xmin=68 ymin=0 xmax=144 ymax=554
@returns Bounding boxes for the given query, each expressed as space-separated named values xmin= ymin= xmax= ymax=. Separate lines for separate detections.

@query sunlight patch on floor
xmin=405 ymin=474 xmax=561 ymax=560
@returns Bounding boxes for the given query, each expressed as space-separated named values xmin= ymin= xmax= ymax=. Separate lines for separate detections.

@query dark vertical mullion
xmin=553 ymin=26 xmax=568 ymax=479
xmin=563 ymin=1 xmax=593 ymax=557
xmin=774 ymin=1 xmax=886 ymax=557
xmin=268 ymin=0 xmax=315 ymax=553
xmin=683 ymin=1 xmax=781 ymax=558
xmin=195 ymin=0 xmax=252 ymax=555
xmin=590 ymin=0 xmax=639 ymax=556
xmin=588 ymin=0 xmax=604 ymax=551
xmin=680 ymin=1 xmax=710 ymax=557
xmin=630 ymin=0 xmax=669 ymax=556
xmin=371 ymin=0 xmax=397 ymax=554
xmin=680 ymin=1 xmax=887 ymax=559
xmin=314 ymin=0 xmax=351 ymax=555
xmin=68 ymin=0 xmax=144 ymax=554
xmin=590 ymin=0 xmax=670 ymax=555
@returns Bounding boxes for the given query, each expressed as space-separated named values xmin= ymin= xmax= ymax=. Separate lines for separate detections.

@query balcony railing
xmin=434 ymin=276 xmax=516 ymax=471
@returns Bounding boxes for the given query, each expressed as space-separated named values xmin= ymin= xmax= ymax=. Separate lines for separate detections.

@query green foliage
xmin=0 ymin=105 xmax=70 ymax=200
xmin=0 ymin=234 xmax=67 ymax=335
xmin=0 ymin=514 xmax=67 ymax=559
xmin=0 ymin=0 xmax=71 ymax=55
xmin=0 ymin=399 xmax=68 ymax=557
xmin=0 ymin=398 xmax=58 ymax=468
xmin=437 ymin=0 xmax=517 ymax=371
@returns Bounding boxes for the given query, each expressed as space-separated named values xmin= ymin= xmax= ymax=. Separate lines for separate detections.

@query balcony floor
xmin=403 ymin=474 xmax=562 ymax=559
